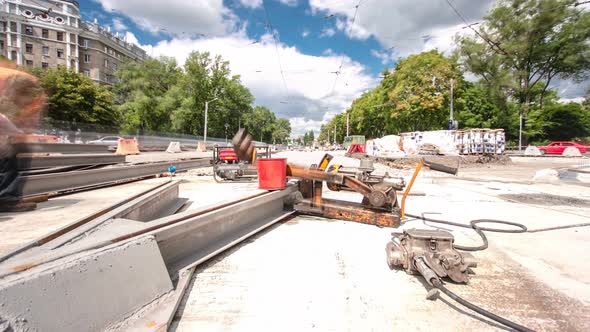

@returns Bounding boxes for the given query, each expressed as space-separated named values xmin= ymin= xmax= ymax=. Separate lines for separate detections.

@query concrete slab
xmin=0 ymin=236 xmax=173 ymax=332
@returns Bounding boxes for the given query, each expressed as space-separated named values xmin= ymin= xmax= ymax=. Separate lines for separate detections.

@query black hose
xmin=405 ymin=213 xmax=527 ymax=251
xmin=431 ymin=279 xmax=535 ymax=332
xmin=406 ymin=213 xmax=590 ymax=251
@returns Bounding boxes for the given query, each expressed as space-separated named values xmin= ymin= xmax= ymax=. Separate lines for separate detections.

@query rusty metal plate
xmin=295 ymin=198 xmax=400 ymax=228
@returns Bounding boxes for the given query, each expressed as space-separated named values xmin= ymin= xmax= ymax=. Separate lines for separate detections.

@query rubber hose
xmin=405 ymin=213 xmax=527 ymax=251
xmin=432 ymin=279 xmax=535 ymax=332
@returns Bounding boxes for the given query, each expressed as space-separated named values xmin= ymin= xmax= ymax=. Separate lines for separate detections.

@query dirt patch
xmin=348 ymin=154 xmax=511 ymax=171
xmin=461 ymin=249 xmax=590 ymax=332
xmin=499 ymin=193 xmax=590 ymax=207
xmin=461 ymin=155 xmax=512 ymax=167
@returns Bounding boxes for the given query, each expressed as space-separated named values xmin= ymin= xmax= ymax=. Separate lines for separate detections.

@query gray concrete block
xmin=0 ymin=236 xmax=172 ymax=332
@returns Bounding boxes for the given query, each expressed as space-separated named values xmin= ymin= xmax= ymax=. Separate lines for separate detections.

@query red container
xmin=257 ymin=158 xmax=287 ymax=190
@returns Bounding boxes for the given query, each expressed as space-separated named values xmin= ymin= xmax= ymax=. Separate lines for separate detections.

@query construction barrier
xmin=524 ymin=146 xmax=542 ymax=156
xmin=196 ymin=141 xmax=207 ymax=152
xmin=562 ymin=147 xmax=582 ymax=157
xmin=347 ymin=143 xmax=366 ymax=154
xmin=9 ymin=134 xmax=59 ymax=144
xmin=115 ymin=138 xmax=140 ymax=155
xmin=166 ymin=141 xmax=181 ymax=153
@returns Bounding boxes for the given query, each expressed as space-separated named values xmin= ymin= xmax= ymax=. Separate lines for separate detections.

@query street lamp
xmin=225 ymin=122 xmax=229 ymax=144
xmin=204 ymin=97 xmax=219 ymax=143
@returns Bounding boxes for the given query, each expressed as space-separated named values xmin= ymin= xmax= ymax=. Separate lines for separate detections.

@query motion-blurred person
xmin=0 ymin=63 xmax=46 ymax=211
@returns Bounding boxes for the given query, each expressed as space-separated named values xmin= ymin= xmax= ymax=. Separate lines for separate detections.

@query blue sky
xmin=80 ymin=0 xmax=589 ymax=135
xmin=82 ymin=0 xmax=388 ymax=76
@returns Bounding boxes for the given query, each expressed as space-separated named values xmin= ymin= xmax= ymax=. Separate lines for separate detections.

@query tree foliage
xmin=528 ymin=102 xmax=590 ymax=141
xmin=114 ymin=57 xmax=181 ymax=133
xmin=114 ymin=51 xmax=289 ymax=142
xmin=321 ymin=51 xmax=464 ymax=142
xmin=456 ymin=0 xmax=590 ymax=114
xmin=32 ymin=66 xmax=119 ymax=127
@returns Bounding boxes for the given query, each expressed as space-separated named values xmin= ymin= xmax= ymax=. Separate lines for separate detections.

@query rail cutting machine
xmin=232 ymin=129 xmax=458 ymax=228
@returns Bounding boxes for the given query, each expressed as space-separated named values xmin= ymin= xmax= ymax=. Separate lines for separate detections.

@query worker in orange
xmin=0 ymin=62 xmax=46 ymax=211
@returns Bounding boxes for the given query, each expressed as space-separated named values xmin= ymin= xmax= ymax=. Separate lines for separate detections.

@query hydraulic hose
xmin=405 ymin=213 xmax=527 ymax=251
xmin=431 ymin=278 xmax=535 ymax=332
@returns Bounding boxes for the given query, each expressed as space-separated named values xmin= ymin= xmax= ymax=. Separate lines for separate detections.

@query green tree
xmin=302 ymin=130 xmax=315 ymax=146
xmin=341 ymin=50 xmax=461 ymax=137
xmin=528 ymin=102 xmax=590 ymax=141
xmin=173 ymin=51 xmax=255 ymax=137
xmin=34 ymin=66 xmax=120 ymax=127
xmin=242 ymin=105 xmax=278 ymax=142
xmin=271 ymin=118 xmax=291 ymax=144
xmin=386 ymin=50 xmax=462 ymax=132
xmin=456 ymin=0 xmax=590 ymax=117
xmin=114 ymin=57 xmax=181 ymax=133
xmin=583 ymin=88 xmax=590 ymax=112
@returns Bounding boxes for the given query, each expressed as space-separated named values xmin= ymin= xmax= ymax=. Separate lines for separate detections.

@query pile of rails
xmin=13 ymin=142 xmax=209 ymax=200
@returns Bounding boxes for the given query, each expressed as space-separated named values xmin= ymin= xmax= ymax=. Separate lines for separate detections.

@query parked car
xmin=87 ymin=136 xmax=122 ymax=146
xmin=537 ymin=141 xmax=588 ymax=155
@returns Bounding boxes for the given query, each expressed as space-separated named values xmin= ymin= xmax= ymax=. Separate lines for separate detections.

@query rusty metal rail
xmin=18 ymin=158 xmax=210 ymax=197
xmin=17 ymin=153 xmax=125 ymax=170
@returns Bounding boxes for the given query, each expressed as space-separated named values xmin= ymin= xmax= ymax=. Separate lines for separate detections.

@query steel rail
xmin=17 ymin=153 xmax=125 ymax=170
xmin=18 ymin=158 xmax=210 ymax=196
xmin=0 ymin=180 xmax=173 ymax=263
xmin=13 ymin=142 xmax=110 ymax=154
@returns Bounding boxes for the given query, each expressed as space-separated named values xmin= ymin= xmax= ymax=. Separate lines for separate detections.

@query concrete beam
xmin=0 ymin=236 xmax=172 ymax=332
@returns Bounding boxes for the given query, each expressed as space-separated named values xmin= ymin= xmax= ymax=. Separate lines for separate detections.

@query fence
xmin=25 ymin=118 xmax=240 ymax=148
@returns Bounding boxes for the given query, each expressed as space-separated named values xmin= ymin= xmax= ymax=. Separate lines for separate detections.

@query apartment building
xmin=0 ymin=0 xmax=146 ymax=85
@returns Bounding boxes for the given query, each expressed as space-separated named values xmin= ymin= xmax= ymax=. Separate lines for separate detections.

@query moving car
xmin=537 ymin=141 xmax=588 ymax=155
xmin=87 ymin=136 xmax=122 ymax=146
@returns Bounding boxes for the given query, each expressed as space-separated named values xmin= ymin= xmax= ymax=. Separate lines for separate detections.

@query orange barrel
xmin=257 ymin=158 xmax=287 ymax=190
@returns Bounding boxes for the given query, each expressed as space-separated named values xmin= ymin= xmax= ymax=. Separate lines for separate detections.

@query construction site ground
xmin=1 ymin=151 xmax=589 ymax=331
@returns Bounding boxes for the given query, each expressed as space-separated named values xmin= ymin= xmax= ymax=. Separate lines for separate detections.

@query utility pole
xmin=346 ymin=113 xmax=350 ymax=137
xmin=204 ymin=97 xmax=219 ymax=143
xmin=333 ymin=124 xmax=336 ymax=144
xmin=519 ymin=111 xmax=523 ymax=152
xmin=451 ymin=78 xmax=455 ymax=122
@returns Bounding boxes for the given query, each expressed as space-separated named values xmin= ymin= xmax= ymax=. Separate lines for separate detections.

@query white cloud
xmin=370 ymin=49 xmax=394 ymax=65
xmin=558 ymin=97 xmax=585 ymax=104
xmin=112 ymin=17 xmax=127 ymax=31
xmin=322 ymin=48 xmax=334 ymax=56
xmin=94 ymin=0 xmax=238 ymax=36
xmin=550 ymin=78 xmax=590 ymax=101
xmin=277 ymin=0 xmax=298 ymax=7
xmin=301 ymin=28 xmax=310 ymax=38
xmin=124 ymin=31 xmax=139 ymax=45
xmin=239 ymin=0 xmax=262 ymax=9
xmin=310 ymin=0 xmax=492 ymax=54
xmin=334 ymin=17 xmax=371 ymax=40
xmin=319 ymin=27 xmax=336 ymax=38
xmin=140 ymin=34 xmax=376 ymax=135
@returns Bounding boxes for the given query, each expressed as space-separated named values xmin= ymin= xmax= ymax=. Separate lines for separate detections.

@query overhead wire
xmin=262 ymin=0 xmax=290 ymax=100
xmin=443 ymin=0 xmax=514 ymax=60
xmin=330 ymin=0 xmax=363 ymax=95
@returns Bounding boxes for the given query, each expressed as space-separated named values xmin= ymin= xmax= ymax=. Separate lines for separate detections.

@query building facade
xmin=0 ymin=0 xmax=146 ymax=85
